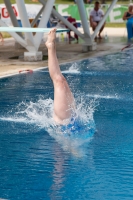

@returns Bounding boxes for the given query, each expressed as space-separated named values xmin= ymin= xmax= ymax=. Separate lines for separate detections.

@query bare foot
xmin=45 ymin=28 xmax=56 ymax=49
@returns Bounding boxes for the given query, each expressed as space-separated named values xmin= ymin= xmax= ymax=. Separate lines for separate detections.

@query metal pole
xmin=92 ymin=0 xmax=118 ymax=40
xmin=34 ymin=0 xmax=55 ymax=49
xmin=52 ymin=8 xmax=84 ymax=38
xmin=3 ymin=0 xmax=23 ymax=38
xmin=39 ymin=0 xmax=84 ymax=39
xmin=16 ymin=0 xmax=36 ymax=52
xmin=76 ymin=0 xmax=91 ymax=37
xmin=0 ymin=19 xmax=27 ymax=49
xmin=31 ymin=5 xmax=45 ymax=27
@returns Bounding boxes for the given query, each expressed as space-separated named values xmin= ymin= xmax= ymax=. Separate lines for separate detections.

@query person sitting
xmin=89 ymin=1 xmax=105 ymax=39
xmin=0 ymin=32 xmax=3 ymax=43
xmin=67 ymin=16 xmax=79 ymax=43
xmin=49 ymin=6 xmax=59 ymax=27
xmin=123 ymin=4 xmax=133 ymax=43
xmin=86 ymin=0 xmax=93 ymax=4
xmin=0 ymin=14 xmax=4 ymax=43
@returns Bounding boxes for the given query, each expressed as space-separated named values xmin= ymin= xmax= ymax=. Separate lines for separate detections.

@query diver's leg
xmin=45 ymin=28 xmax=75 ymax=124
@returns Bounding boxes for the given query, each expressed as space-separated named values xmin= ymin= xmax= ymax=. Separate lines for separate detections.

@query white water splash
xmin=1 ymin=95 xmax=96 ymax=128
xmin=6 ymin=96 xmax=55 ymax=128
xmin=62 ymin=63 xmax=80 ymax=74
xmin=87 ymin=93 xmax=120 ymax=100
xmin=0 ymin=95 xmax=97 ymax=156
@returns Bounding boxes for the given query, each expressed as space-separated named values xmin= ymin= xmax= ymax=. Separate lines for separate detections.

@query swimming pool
xmin=0 ymin=49 xmax=133 ymax=199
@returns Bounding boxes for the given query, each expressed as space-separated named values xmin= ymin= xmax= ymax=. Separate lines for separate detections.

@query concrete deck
xmin=0 ymin=27 xmax=128 ymax=78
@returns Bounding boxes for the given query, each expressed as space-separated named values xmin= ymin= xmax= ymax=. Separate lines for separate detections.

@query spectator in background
xmin=0 ymin=33 xmax=3 ymax=43
xmin=86 ymin=0 xmax=93 ymax=4
xmin=89 ymin=1 xmax=105 ymax=39
xmin=101 ymin=0 xmax=106 ymax=4
xmin=67 ymin=16 xmax=79 ymax=43
xmin=123 ymin=4 xmax=133 ymax=43
xmin=0 ymin=14 xmax=4 ymax=43
xmin=49 ymin=6 xmax=59 ymax=27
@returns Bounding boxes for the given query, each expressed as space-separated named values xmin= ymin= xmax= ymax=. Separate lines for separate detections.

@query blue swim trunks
xmin=60 ymin=116 xmax=95 ymax=139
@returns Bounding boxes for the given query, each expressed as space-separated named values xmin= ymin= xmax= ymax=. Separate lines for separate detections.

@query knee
xmin=91 ymin=22 xmax=97 ymax=27
xmin=91 ymin=24 xmax=97 ymax=31
xmin=53 ymin=74 xmax=66 ymax=85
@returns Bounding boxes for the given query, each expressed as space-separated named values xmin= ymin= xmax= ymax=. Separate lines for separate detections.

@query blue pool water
xmin=1 ymin=50 xmax=133 ymax=199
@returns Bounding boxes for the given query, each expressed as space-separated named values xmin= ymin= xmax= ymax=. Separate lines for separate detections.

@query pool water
xmin=0 ymin=50 xmax=133 ymax=199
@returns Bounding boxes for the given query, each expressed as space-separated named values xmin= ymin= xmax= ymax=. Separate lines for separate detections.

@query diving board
xmin=0 ymin=27 xmax=69 ymax=33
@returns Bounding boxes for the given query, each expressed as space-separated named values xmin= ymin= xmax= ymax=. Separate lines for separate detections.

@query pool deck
xmin=0 ymin=27 xmax=128 ymax=78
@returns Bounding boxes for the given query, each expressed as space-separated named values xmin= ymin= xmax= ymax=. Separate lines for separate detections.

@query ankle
xmin=45 ymin=41 xmax=55 ymax=49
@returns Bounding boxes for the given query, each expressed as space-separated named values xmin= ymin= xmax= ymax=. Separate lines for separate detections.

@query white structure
xmin=0 ymin=0 xmax=118 ymax=61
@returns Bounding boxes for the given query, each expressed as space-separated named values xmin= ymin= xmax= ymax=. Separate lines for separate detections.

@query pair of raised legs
xmin=45 ymin=28 xmax=75 ymax=124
